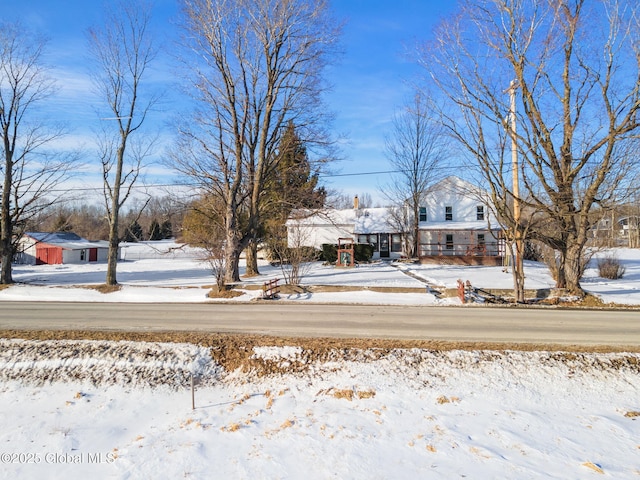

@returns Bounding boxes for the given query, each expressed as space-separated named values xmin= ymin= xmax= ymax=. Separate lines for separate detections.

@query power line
xmin=43 ymin=183 xmax=199 ymax=194
xmin=319 ymin=170 xmax=398 ymax=178
xmin=26 ymin=163 xmax=640 ymax=197
xmin=42 ymin=166 xmax=464 ymax=193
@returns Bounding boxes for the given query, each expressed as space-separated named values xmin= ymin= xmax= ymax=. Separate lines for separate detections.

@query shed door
xmin=36 ymin=247 xmax=63 ymax=265
xmin=89 ymin=248 xmax=98 ymax=262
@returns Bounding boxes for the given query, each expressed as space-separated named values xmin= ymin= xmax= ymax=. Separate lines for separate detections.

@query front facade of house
xmin=417 ymin=177 xmax=504 ymax=264
xmin=353 ymin=208 xmax=404 ymax=259
xmin=286 ymin=176 xmax=504 ymax=264
xmin=17 ymin=232 xmax=111 ymax=265
xmin=286 ymin=207 xmax=404 ymax=260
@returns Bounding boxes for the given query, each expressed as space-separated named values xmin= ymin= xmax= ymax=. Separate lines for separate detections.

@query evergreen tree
xmin=268 ymin=121 xmax=325 ymax=213
xmin=160 ymin=220 xmax=173 ymax=239
xmin=263 ymin=121 xmax=326 ymax=260
xmin=148 ymin=219 xmax=162 ymax=241
xmin=123 ymin=220 xmax=143 ymax=242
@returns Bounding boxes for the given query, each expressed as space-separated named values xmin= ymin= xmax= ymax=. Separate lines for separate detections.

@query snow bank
xmin=2 ymin=339 xmax=639 ymax=391
xmin=1 ymin=340 xmax=639 ymax=479
xmin=0 ymin=339 xmax=221 ymax=388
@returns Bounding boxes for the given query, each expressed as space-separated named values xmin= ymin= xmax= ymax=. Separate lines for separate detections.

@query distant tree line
xmin=27 ymin=195 xmax=184 ymax=243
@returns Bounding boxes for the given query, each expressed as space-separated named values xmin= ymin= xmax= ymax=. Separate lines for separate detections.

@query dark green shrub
xmin=321 ymin=242 xmax=373 ymax=263
xmin=354 ymin=243 xmax=374 ymax=262
xmin=321 ymin=243 xmax=337 ymax=263
xmin=123 ymin=220 xmax=143 ymax=242
xmin=524 ymin=241 xmax=544 ymax=261
xmin=148 ymin=219 xmax=162 ymax=240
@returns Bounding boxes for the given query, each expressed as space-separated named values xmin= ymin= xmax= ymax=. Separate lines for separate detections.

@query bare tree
xmin=421 ymin=0 xmax=640 ymax=295
xmin=173 ymin=0 xmax=341 ymax=283
xmin=270 ymin=217 xmax=317 ymax=285
xmin=0 ymin=22 xmax=78 ymax=284
xmin=87 ymin=0 xmax=158 ymax=285
xmin=383 ymin=93 xmax=446 ymax=258
xmin=327 ymin=191 xmax=374 ymax=209
xmin=181 ymin=194 xmax=228 ymax=288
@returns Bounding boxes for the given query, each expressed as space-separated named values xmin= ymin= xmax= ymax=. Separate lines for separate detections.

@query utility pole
xmin=506 ymin=80 xmax=525 ymax=303
xmin=509 ymin=80 xmax=520 ymax=231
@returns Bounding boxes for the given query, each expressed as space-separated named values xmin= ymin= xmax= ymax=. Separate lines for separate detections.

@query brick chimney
xmin=354 ymin=195 xmax=359 ymax=210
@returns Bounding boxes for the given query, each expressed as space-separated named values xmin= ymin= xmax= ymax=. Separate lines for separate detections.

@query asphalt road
xmin=0 ymin=301 xmax=639 ymax=347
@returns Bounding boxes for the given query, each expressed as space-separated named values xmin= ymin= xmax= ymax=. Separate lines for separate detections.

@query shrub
xmin=321 ymin=243 xmax=337 ymax=263
xmin=321 ymin=243 xmax=374 ymax=263
xmin=354 ymin=243 xmax=374 ymax=262
xmin=597 ymin=254 xmax=626 ymax=279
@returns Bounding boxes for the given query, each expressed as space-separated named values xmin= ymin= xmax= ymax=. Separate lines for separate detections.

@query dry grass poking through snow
xmin=82 ymin=284 xmax=122 ymax=294
xmin=436 ymin=395 xmax=460 ymax=404
xmin=582 ymin=462 xmax=605 ymax=474
xmin=317 ymin=387 xmax=377 ymax=401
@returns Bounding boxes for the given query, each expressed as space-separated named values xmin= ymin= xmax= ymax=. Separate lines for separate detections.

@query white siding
xmin=287 ymin=223 xmax=353 ymax=250
xmin=421 ymin=177 xmax=496 ymax=225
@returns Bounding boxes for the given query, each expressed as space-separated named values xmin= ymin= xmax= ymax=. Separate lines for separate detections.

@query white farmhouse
xmin=418 ymin=176 xmax=505 ymax=264
xmin=286 ymin=176 xmax=505 ymax=265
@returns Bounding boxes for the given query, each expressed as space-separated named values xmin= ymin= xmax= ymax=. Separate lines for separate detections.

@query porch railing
xmin=418 ymin=241 xmax=503 ymax=257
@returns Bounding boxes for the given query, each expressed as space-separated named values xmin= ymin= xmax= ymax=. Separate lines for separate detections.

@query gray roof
xmin=25 ymin=232 xmax=109 ymax=250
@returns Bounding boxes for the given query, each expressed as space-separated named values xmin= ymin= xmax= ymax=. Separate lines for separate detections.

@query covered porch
xmin=418 ymin=227 xmax=505 ymax=266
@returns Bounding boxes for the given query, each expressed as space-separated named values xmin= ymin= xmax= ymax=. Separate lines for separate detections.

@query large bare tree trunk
xmin=105 ymin=157 xmax=123 ymax=286
xmin=510 ymin=239 xmax=525 ymax=303
xmin=223 ymin=199 xmax=242 ymax=283
xmin=1 ymin=156 xmax=12 ymax=284
xmin=245 ymin=241 xmax=259 ymax=277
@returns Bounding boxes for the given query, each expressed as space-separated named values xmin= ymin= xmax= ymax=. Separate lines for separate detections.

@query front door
xmin=379 ymin=233 xmax=390 ymax=258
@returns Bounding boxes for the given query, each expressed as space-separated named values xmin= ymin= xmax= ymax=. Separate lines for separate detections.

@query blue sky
xmin=2 ymin=0 xmax=459 ymax=205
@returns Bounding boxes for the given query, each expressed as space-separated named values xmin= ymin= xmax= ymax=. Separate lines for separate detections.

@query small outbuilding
xmin=17 ymin=232 xmax=111 ymax=265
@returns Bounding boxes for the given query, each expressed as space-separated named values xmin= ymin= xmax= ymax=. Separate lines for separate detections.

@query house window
xmin=477 ymin=234 xmax=485 ymax=247
xmin=445 ymin=206 xmax=453 ymax=221
xmin=80 ymin=249 xmax=86 ymax=261
xmin=391 ymin=234 xmax=402 ymax=253
xmin=445 ymin=234 xmax=454 ymax=250
xmin=419 ymin=207 xmax=427 ymax=222
xmin=477 ymin=206 xmax=485 ymax=221
xmin=358 ymin=234 xmax=379 ymax=252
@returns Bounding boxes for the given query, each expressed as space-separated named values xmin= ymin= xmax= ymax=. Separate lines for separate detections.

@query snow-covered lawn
xmin=2 ymin=243 xmax=639 ymax=478
xmin=5 ymin=240 xmax=640 ymax=305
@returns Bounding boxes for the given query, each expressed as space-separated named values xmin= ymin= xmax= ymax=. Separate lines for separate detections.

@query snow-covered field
xmin=4 ymin=240 xmax=640 ymax=305
xmin=1 ymin=243 xmax=639 ymax=479
xmin=1 ymin=339 xmax=639 ymax=479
